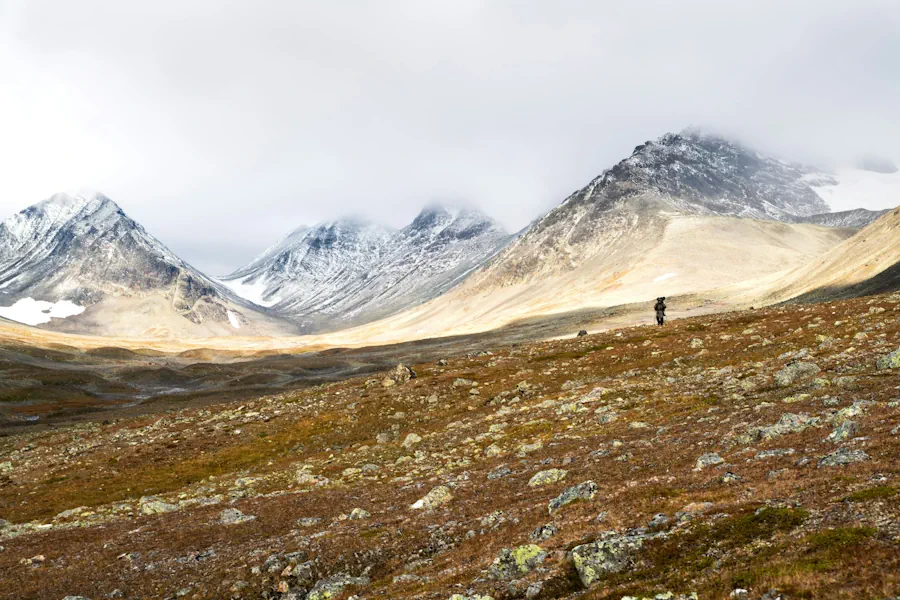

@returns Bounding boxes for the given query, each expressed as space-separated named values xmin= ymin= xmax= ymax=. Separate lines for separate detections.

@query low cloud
xmin=1 ymin=0 xmax=898 ymax=274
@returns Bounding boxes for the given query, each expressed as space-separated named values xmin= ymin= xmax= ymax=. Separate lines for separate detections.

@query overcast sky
xmin=1 ymin=1 xmax=899 ymax=275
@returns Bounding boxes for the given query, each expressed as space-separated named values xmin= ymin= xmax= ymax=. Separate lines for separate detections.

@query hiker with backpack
xmin=654 ymin=297 xmax=666 ymax=326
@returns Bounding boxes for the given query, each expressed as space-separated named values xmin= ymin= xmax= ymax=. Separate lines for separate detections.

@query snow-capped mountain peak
xmin=222 ymin=204 xmax=512 ymax=331
xmin=0 ymin=192 xmax=290 ymax=336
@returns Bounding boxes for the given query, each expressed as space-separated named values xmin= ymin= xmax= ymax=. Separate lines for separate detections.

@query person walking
xmin=654 ymin=297 xmax=666 ymax=326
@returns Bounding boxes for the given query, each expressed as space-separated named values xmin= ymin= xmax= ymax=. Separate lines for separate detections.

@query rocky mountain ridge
xmin=222 ymin=205 xmax=512 ymax=331
xmin=0 ymin=192 xmax=288 ymax=336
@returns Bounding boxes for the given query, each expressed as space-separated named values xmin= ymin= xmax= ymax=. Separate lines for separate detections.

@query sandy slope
xmin=753 ymin=206 xmax=900 ymax=304
xmin=330 ymin=214 xmax=854 ymax=343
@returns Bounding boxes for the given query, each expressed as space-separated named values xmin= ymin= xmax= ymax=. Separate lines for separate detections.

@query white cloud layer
xmin=1 ymin=0 xmax=899 ymax=274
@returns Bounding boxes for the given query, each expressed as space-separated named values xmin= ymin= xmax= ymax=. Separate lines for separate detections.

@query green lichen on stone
xmin=876 ymin=347 xmax=900 ymax=370
xmin=528 ymin=468 xmax=567 ymax=487
xmin=488 ymin=544 xmax=547 ymax=579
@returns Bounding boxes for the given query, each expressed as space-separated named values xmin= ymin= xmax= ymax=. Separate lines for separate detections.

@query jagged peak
xmin=311 ymin=215 xmax=392 ymax=233
xmin=33 ymin=190 xmax=118 ymax=213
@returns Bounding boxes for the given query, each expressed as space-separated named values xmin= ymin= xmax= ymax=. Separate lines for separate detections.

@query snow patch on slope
xmin=227 ymin=310 xmax=241 ymax=329
xmin=219 ymin=277 xmax=280 ymax=308
xmin=653 ymin=272 xmax=677 ymax=283
xmin=809 ymin=168 xmax=900 ymax=212
xmin=0 ymin=297 xmax=85 ymax=326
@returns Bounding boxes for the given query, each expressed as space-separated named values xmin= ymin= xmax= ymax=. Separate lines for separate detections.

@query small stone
xmin=349 ymin=508 xmax=370 ymax=520
xmin=577 ymin=330 xmax=589 ymax=337
xmin=410 ymin=486 xmax=453 ymax=510
xmin=484 ymin=443 xmax=503 ymax=457
xmin=648 ymin=513 xmax=670 ymax=528
xmin=488 ymin=465 xmax=512 ymax=480
xmin=876 ymin=348 xmax=900 ymax=370
xmin=549 ymin=480 xmax=598 ymax=513
xmin=218 ymin=508 xmax=256 ymax=525
xmin=774 ymin=362 xmax=820 ymax=387
xmin=721 ymin=471 xmax=742 ymax=484
xmin=402 ymin=433 xmax=423 ymax=449
xmin=529 ymin=523 xmax=559 ymax=541
xmin=818 ymin=448 xmax=870 ymax=468
xmin=139 ymin=497 xmax=178 ymax=516
xmin=694 ymin=453 xmax=724 ymax=471
xmin=306 ymin=575 xmax=370 ymax=600
xmin=528 ymin=468 xmax=568 ymax=487
xmin=826 ymin=420 xmax=859 ymax=443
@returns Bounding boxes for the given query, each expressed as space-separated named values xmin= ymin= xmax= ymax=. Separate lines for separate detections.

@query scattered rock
xmin=571 ymin=531 xmax=646 ymax=587
xmin=525 ymin=582 xmax=543 ymax=599
xmin=139 ymin=497 xmax=178 ymax=516
xmin=818 ymin=448 xmax=870 ymax=468
xmin=487 ymin=465 xmax=512 ymax=480
xmin=755 ymin=448 xmax=795 ymax=460
xmin=721 ymin=472 xmax=743 ymax=484
xmin=774 ymin=362 xmax=820 ymax=387
xmin=549 ymin=480 xmax=598 ymax=513
xmin=648 ymin=513 xmax=670 ymax=528
xmin=826 ymin=420 xmax=859 ymax=443
xmin=305 ymin=574 xmax=370 ymax=600
xmin=577 ymin=330 xmax=589 ymax=337
xmin=529 ymin=523 xmax=558 ymax=541
xmin=218 ymin=508 xmax=256 ymax=525
xmin=876 ymin=348 xmax=900 ymax=369
xmin=349 ymin=508 xmax=370 ymax=520
xmin=402 ymin=433 xmax=423 ymax=449
xmin=528 ymin=468 xmax=567 ymax=487
xmin=694 ymin=452 xmax=724 ymax=470
xmin=749 ymin=413 xmax=821 ymax=441
xmin=487 ymin=544 xmax=547 ymax=580
xmin=410 ymin=486 xmax=453 ymax=510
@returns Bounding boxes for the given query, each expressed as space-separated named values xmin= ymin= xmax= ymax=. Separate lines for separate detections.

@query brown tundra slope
xmin=1 ymin=294 xmax=899 ymax=600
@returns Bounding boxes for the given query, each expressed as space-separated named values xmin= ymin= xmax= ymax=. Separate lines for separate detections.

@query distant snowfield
xmin=810 ymin=168 xmax=900 ymax=212
xmin=0 ymin=298 xmax=85 ymax=326
xmin=218 ymin=277 xmax=280 ymax=308
xmin=653 ymin=272 xmax=677 ymax=283
xmin=227 ymin=310 xmax=241 ymax=329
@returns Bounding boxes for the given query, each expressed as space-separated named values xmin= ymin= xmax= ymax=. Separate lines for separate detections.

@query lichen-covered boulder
xmin=138 ymin=496 xmax=178 ymax=516
xmin=876 ymin=347 xmax=900 ymax=370
xmin=549 ymin=480 xmax=598 ymax=513
xmin=305 ymin=574 xmax=369 ymax=600
xmin=817 ymin=448 xmax=870 ymax=468
xmin=694 ymin=452 xmax=724 ymax=470
xmin=774 ymin=362 xmax=820 ymax=387
xmin=528 ymin=468 xmax=567 ymax=487
xmin=487 ymin=544 xmax=547 ymax=580
xmin=826 ymin=420 xmax=859 ymax=443
xmin=571 ymin=532 xmax=645 ymax=587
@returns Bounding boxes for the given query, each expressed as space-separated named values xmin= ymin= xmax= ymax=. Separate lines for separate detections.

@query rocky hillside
xmin=0 ymin=192 xmax=291 ymax=337
xmin=794 ymin=208 xmax=889 ymax=228
xmin=222 ymin=206 xmax=511 ymax=331
xmin=1 ymin=293 xmax=898 ymax=599
xmin=466 ymin=129 xmax=839 ymax=288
